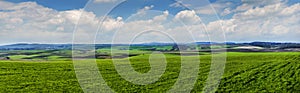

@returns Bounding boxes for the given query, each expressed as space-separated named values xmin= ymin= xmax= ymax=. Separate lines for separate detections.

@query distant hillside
xmin=242 ymin=42 xmax=300 ymax=49
xmin=0 ymin=42 xmax=299 ymax=50
xmin=0 ymin=43 xmax=72 ymax=50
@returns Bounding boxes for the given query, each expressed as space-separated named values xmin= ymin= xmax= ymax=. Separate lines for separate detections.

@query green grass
xmin=0 ymin=52 xmax=299 ymax=92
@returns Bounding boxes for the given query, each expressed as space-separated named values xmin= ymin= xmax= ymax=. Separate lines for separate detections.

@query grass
xmin=0 ymin=52 xmax=299 ymax=92
xmin=0 ymin=61 xmax=81 ymax=92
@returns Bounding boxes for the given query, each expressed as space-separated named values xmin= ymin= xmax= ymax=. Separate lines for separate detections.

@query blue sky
xmin=5 ymin=0 xmax=298 ymax=17
xmin=4 ymin=0 xmax=299 ymax=16
xmin=3 ymin=0 xmax=229 ymax=18
xmin=0 ymin=0 xmax=299 ymax=44
xmin=6 ymin=0 xmax=89 ymax=11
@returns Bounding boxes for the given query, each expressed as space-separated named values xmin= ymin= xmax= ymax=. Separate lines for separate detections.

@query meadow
xmin=0 ymin=51 xmax=299 ymax=92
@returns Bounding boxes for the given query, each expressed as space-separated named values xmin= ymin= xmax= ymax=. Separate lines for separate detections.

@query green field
xmin=0 ymin=52 xmax=299 ymax=92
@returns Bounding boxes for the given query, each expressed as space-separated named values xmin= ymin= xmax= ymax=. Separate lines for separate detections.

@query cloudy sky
xmin=0 ymin=0 xmax=299 ymax=44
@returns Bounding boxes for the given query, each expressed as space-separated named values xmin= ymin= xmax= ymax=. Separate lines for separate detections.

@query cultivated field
xmin=0 ymin=52 xmax=299 ymax=92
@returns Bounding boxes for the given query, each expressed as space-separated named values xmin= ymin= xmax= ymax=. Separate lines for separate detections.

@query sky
xmin=0 ymin=0 xmax=299 ymax=44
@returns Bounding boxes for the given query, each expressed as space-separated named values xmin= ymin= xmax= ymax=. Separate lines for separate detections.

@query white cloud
xmin=153 ymin=10 xmax=169 ymax=23
xmin=174 ymin=10 xmax=201 ymax=25
xmin=169 ymin=1 xmax=191 ymax=8
xmin=195 ymin=2 xmax=232 ymax=15
xmin=102 ymin=16 xmax=124 ymax=31
xmin=233 ymin=3 xmax=285 ymax=20
xmin=0 ymin=1 xmax=103 ymax=43
xmin=0 ymin=1 xmax=14 ymax=10
xmin=108 ymin=9 xmax=205 ymax=43
xmin=93 ymin=0 xmax=117 ymax=3
xmin=241 ymin=0 xmax=284 ymax=5
xmin=0 ymin=1 xmax=169 ymax=44
xmin=234 ymin=0 xmax=286 ymax=13
xmin=221 ymin=7 xmax=232 ymax=16
xmin=234 ymin=4 xmax=253 ymax=12
xmin=206 ymin=2 xmax=300 ymax=41
xmin=280 ymin=3 xmax=300 ymax=16
xmin=220 ymin=0 xmax=286 ymax=16
xmin=0 ymin=0 xmax=299 ymax=44
xmin=271 ymin=25 xmax=289 ymax=35
xmin=136 ymin=5 xmax=154 ymax=15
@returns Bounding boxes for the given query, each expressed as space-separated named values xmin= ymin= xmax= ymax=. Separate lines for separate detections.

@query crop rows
xmin=0 ymin=52 xmax=299 ymax=92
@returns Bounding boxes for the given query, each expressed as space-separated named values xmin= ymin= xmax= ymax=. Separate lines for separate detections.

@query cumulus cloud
xmin=111 ymin=12 xmax=168 ymax=43
xmin=174 ymin=10 xmax=201 ymax=25
xmin=109 ymin=9 xmax=206 ymax=43
xmin=0 ymin=2 xmax=171 ymax=44
xmin=0 ymin=1 xmax=103 ymax=43
xmin=153 ymin=10 xmax=169 ymax=23
xmin=0 ymin=0 xmax=299 ymax=44
xmin=280 ymin=3 xmax=300 ymax=16
xmin=102 ymin=16 xmax=124 ymax=31
xmin=207 ymin=2 xmax=300 ymax=41
xmin=0 ymin=1 xmax=15 ymax=10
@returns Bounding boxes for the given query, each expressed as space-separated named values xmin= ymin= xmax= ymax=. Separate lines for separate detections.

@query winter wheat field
xmin=0 ymin=48 xmax=299 ymax=92
xmin=0 ymin=0 xmax=300 ymax=92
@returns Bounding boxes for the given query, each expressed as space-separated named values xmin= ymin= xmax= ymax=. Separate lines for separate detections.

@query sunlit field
xmin=0 ymin=52 xmax=299 ymax=92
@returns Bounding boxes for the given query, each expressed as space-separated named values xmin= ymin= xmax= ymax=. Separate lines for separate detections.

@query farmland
xmin=0 ymin=51 xmax=299 ymax=92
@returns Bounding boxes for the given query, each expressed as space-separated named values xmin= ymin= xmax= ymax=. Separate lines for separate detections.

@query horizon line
xmin=1 ymin=41 xmax=300 ymax=46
